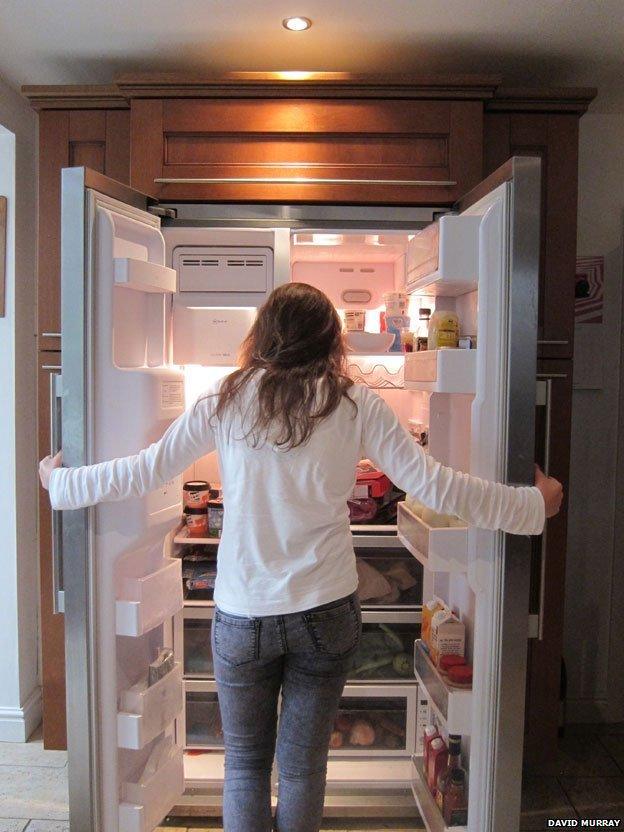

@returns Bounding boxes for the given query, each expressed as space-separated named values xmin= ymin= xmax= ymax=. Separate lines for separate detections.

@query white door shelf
xmin=173 ymin=526 xmax=220 ymax=546
xmin=413 ymin=641 xmax=472 ymax=736
xmin=404 ymin=350 xmax=476 ymax=394
xmin=113 ymin=257 xmax=177 ymax=293
xmin=397 ymin=502 xmax=469 ymax=573
xmin=118 ymin=663 xmax=184 ymax=750
xmin=410 ymin=757 xmax=467 ymax=832
xmin=116 ymin=559 xmax=184 ymax=637
xmin=406 ymin=214 xmax=480 ymax=297
xmin=119 ymin=741 xmax=184 ymax=832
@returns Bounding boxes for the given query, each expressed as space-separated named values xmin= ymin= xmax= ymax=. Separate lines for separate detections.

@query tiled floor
xmin=2 ymin=725 xmax=624 ymax=831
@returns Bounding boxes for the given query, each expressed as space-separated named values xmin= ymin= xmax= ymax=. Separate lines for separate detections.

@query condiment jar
xmin=207 ymin=500 xmax=224 ymax=539
xmin=428 ymin=311 xmax=460 ymax=350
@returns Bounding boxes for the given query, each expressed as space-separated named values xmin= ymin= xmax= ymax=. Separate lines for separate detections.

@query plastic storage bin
xmin=184 ymin=686 xmax=224 ymax=749
xmin=116 ymin=558 xmax=184 ymax=637
xmin=355 ymin=549 xmax=422 ymax=608
xmin=348 ymin=616 xmax=421 ymax=682
xmin=330 ymin=685 xmax=416 ymax=757
xmin=397 ymin=502 xmax=469 ymax=573
xmin=413 ymin=640 xmax=472 ymax=735
xmin=183 ymin=612 xmax=215 ymax=678
xmin=119 ymin=738 xmax=184 ymax=832
xmin=117 ymin=663 xmax=183 ymax=750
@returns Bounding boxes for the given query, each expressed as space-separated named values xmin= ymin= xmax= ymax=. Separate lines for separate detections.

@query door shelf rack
xmin=413 ymin=641 xmax=472 ymax=736
xmin=397 ymin=502 xmax=469 ymax=573
xmin=410 ymin=756 xmax=467 ymax=832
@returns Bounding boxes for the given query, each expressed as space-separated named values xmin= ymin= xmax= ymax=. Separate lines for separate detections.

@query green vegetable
xmin=392 ymin=652 xmax=413 ymax=677
xmin=379 ymin=623 xmax=405 ymax=652
xmin=353 ymin=656 xmax=394 ymax=676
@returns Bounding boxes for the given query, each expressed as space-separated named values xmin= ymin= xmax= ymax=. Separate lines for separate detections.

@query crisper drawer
xmin=355 ymin=547 xmax=423 ymax=608
xmin=349 ymin=612 xmax=421 ymax=683
xmin=182 ymin=681 xmax=223 ymax=750
xmin=180 ymin=606 xmax=215 ymax=678
xmin=330 ymin=684 xmax=416 ymax=757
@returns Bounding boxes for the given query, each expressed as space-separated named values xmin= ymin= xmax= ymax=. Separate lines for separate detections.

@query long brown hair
xmin=213 ymin=282 xmax=355 ymax=449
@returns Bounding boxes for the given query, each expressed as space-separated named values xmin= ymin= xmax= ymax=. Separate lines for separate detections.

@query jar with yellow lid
xmin=428 ymin=311 xmax=460 ymax=350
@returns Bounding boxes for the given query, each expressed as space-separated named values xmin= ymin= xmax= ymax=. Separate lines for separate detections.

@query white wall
xmin=0 ymin=77 xmax=39 ymax=741
xmin=564 ymin=114 xmax=624 ymax=723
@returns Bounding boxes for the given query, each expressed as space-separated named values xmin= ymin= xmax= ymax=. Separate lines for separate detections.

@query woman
xmin=40 ymin=282 xmax=562 ymax=832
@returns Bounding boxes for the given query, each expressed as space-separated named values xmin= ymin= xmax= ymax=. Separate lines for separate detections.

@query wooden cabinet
xmin=38 ymin=353 xmax=66 ymax=750
xmin=130 ymin=97 xmax=483 ymax=204
xmin=525 ymin=360 xmax=573 ymax=767
xmin=37 ymin=108 xmax=130 ymax=350
xmin=484 ymin=109 xmax=582 ymax=360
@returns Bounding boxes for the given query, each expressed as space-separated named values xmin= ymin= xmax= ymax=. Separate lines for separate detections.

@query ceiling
xmin=0 ymin=0 xmax=621 ymax=111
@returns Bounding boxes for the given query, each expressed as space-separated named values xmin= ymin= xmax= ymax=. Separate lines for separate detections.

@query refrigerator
xmin=56 ymin=157 xmax=541 ymax=832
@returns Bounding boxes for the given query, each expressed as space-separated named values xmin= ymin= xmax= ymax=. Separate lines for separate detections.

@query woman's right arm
xmin=359 ymin=387 xmax=561 ymax=536
xmin=46 ymin=396 xmax=217 ymax=510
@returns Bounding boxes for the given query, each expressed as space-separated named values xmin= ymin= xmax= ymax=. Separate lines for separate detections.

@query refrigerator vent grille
xmin=175 ymin=246 xmax=272 ymax=295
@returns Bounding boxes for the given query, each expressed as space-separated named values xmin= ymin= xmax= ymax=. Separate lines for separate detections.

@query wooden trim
xmin=22 ymin=85 xmax=128 ymax=111
xmin=115 ymin=71 xmax=503 ymax=100
xmin=0 ymin=196 xmax=6 ymax=317
xmin=487 ymin=87 xmax=597 ymax=114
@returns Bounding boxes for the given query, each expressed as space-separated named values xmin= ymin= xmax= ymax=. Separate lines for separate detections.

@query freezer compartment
xmin=349 ymin=613 xmax=420 ymax=682
xmin=183 ymin=682 xmax=224 ymax=750
xmin=119 ymin=738 xmax=184 ymax=832
xmin=413 ymin=640 xmax=472 ymax=736
xmin=404 ymin=350 xmax=476 ymax=394
xmin=117 ymin=663 xmax=184 ymax=750
xmin=410 ymin=756 xmax=467 ymax=832
xmin=330 ymin=685 xmax=416 ymax=757
xmin=181 ymin=607 xmax=215 ymax=678
xmin=116 ymin=558 xmax=184 ymax=637
xmin=397 ymin=502 xmax=469 ymax=573
xmin=355 ymin=548 xmax=423 ymax=608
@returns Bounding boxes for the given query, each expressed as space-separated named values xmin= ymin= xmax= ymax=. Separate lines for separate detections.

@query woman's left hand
xmin=39 ymin=451 xmax=62 ymax=490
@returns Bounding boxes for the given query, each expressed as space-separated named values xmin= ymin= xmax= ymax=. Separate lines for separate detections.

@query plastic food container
xmin=383 ymin=292 xmax=408 ymax=315
xmin=344 ymin=310 xmax=367 ymax=331
xmin=183 ymin=480 xmax=210 ymax=509
xmin=186 ymin=508 xmax=208 ymax=538
xmin=207 ymin=500 xmax=224 ymax=538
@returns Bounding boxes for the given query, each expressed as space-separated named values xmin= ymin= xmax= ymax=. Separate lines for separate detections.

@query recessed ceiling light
xmin=282 ymin=16 xmax=312 ymax=31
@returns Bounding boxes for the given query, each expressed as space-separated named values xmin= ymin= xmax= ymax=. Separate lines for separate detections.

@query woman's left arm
xmin=43 ymin=397 xmax=217 ymax=510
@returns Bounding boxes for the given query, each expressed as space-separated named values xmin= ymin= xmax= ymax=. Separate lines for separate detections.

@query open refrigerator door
xmin=61 ymin=169 xmax=186 ymax=832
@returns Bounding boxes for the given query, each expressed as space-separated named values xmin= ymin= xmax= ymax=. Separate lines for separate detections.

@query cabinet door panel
xmin=37 ymin=109 xmax=131 ymax=347
xmin=131 ymin=98 xmax=483 ymax=205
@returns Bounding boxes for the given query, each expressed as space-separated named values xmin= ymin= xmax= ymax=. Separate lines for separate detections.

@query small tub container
xmin=183 ymin=480 xmax=210 ymax=509
xmin=186 ymin=508 xmax=208 ymax=538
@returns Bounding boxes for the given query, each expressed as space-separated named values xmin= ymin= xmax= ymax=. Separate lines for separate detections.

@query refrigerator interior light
xmin=282 ymin=16 xmax=312 ymax=31
xmin=183 ymin=365 xmax=237 ymax=407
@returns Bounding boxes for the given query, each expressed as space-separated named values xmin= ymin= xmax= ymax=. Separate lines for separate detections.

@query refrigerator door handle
xmin=535 ymin=377 xmax=553 ymax=641
xmin=49 ymin=371 xmax=65 ymax=615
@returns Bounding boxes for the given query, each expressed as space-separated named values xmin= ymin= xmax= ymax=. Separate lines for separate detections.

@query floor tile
xmin=26 ymin=823 xmax=70 ymax=832
xmin=526 ymin=733 xmax=622 ymax=777
xmin=0 ymin=821 xmax=28 ymax=832
xmin=600 ymin=735 xmax=624 ymax=772
xmin=559 ymin=776 xmax=624 ymax=819
xmin=0 ymin=765 xmax=68 ymax=821
xmin=0 ymin=734 xmax=67 ymax=769
xmin=520 ymin=776 xmax=577 ymax=830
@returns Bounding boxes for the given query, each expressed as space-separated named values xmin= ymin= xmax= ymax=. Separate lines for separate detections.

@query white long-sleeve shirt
xmin=49 ymin=375 xmax=545 ymax=616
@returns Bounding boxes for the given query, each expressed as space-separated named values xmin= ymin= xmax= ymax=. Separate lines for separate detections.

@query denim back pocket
xmin=303 ymin=596 xmax=361 ymax=657
xmin=213 ymin=610 xmax=260 ymax=667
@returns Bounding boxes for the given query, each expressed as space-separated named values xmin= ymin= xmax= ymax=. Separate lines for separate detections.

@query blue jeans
xmin=211 ymin=591 xmax=362 ymax=832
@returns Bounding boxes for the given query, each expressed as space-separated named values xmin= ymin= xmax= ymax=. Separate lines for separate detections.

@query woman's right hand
xmin=534 ymin=465 xmax=563 ymax=518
